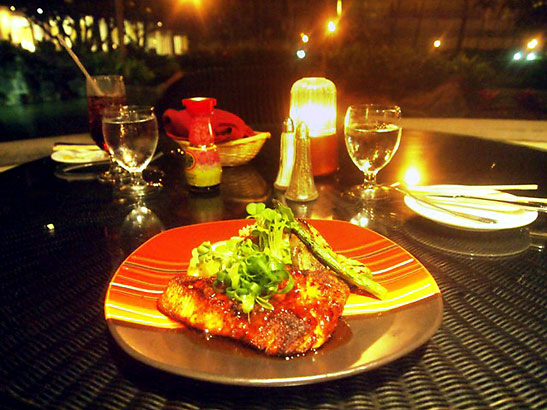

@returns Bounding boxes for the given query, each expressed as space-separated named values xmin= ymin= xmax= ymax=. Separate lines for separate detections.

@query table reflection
xmin=188 ymin=193 xmax=224 ymax=223
xmin=274 ymin=176 xmax=339 ymax=219
xmin=180 ymin=164 xmax=272 ymax=223
xmin=221 ymin=164 xmax=270 ymax=204
xmin=106 ymin=201 xmax=165 ymax=263
xmin=402 ymin=217 xmax=532 ymax=259
xmin=120 ymin=204 xmax=165 ymax=252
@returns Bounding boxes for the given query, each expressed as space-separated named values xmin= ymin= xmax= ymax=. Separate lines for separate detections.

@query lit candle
xmin=289 ymin=77 xmax=338 ymax=176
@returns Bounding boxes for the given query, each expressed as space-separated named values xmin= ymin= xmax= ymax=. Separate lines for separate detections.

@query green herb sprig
xmin=188 ymin=201 xmax=387 ymax=314
xmin=189 ymin=202 xmax=294 ymax=313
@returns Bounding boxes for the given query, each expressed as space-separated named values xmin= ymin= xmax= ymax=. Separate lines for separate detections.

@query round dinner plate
xmin=105 ymin=219 xmax=443 ymax=386
xmin=51 ymin=149 xmax=109 ymax=164
xmin=404 ymin=194 xmax=538 ymax=231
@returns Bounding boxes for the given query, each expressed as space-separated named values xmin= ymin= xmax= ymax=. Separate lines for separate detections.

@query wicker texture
xmin=176 ymin=132 xmax=270 ymax=167
xmin=1 ymin=135 xmax=546 ymax=409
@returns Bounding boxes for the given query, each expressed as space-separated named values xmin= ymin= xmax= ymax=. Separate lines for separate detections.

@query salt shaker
xmin=274 ymin=117 xmax=295 ymax=190
xmin=285 ymin=122 xmax=318 ymax=202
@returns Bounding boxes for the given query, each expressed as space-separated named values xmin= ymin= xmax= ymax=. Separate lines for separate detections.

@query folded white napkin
xmin=51 ymin=144 xmax=109 ymax=164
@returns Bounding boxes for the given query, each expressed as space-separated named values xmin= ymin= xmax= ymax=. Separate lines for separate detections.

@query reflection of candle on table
xmin=290 ymin=78 xmax=338 ymax=176
xmin=189 ymin=194 xmax=223 ymax=223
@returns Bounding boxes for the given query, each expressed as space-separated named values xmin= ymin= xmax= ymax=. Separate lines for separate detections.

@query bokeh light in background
xmin=296 ymin=49 xmax=306 ymax=59
xmin=402 ymin=167 xmax=422 ymax=186
xmin=20 ymin=40 xmax=35 ymax=52
xmin=433 ymin=40 xmax=441 ymax=48
xmin=350 ymin=212 xmax=370 ymax=228
xmin=327 ymin=20 xmax=336 ymax=33
xmin=181 ymin=0 xmax=202 ymax=7
xmin=396 ymin=134 xmax=428 ymax=187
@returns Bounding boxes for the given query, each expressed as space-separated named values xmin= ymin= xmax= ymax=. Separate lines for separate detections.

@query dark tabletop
xmin=1 ymin=128 xmax=546 ymax=409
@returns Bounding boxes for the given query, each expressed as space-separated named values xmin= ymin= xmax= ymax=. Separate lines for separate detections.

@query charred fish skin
xmin=158 ymin=276 xmax=249 ymax=339
xmin=157 ymin=269 xmax=350 ymax=356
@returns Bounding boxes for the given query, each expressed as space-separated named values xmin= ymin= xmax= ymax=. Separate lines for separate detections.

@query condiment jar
xmin=183 ymin=97 xmax=222 ymax=193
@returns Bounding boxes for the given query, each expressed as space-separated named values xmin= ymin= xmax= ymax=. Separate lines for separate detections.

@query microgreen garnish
xmin=188 ymin=201 xmax=387 ymax=314
xmin=189 ymin=202 xmax=295 ymax=313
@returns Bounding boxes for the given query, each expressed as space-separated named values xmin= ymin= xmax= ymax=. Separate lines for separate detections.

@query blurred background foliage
xmin=1 ymin=38 xmax=545 ymax=105
xmin=1 ymin=0 xmax=545 ymax=142
xmin=1 ymin=0 xmax=545 ymax=107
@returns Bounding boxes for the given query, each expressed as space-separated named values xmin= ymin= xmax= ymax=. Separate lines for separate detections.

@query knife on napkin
xmin=405 ymin=184 xmax=546 ymax=212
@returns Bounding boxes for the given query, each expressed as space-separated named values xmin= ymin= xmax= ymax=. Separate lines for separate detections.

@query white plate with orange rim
xmin=104 ymin=219 xmax=442 ymax=386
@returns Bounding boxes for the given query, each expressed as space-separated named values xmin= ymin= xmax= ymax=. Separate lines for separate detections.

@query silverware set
xmin=390 ymin=182 xmax=546 ymax=225
xmin=61 ymin=152 xmax=164 ymax=172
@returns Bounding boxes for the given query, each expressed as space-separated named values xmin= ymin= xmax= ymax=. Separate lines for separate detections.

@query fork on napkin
xmin=405 ymin=184 xmax=546 ymax=211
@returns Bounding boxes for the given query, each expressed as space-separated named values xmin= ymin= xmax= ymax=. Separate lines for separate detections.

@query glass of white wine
xmin=102 ymin=105 xmax=160 ymax=195
xmin=344 ymin=104 xmax=402 ymax=201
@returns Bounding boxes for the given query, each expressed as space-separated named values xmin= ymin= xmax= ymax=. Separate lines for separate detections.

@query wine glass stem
xmin=363 ymin=171 xmax=377 ymax=189
xmin=131 ymin=172 xmax=146 ymax=186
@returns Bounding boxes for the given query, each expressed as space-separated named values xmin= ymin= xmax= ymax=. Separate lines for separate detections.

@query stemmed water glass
xmin=344 ymin=104 xmax=402 ymax=201
xmin=102 ymin=105 xmax=160 ymax=195
xmin=86 ymin=75 xmax=128 ymax=183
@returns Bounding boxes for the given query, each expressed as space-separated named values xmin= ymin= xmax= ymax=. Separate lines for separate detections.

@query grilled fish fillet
xmin=157 ymin=268 xmax=350 ymax=356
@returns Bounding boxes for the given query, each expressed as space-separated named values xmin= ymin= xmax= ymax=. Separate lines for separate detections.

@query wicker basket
xmin=175 ymin=132 xmax=270 ymax=167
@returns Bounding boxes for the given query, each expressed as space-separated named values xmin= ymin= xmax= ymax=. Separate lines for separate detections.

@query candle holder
xmin=289 ymin=77 xmax=338 ymax=176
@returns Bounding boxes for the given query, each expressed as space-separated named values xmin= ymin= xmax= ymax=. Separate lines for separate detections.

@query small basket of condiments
xmin=163 ymin=103 xmax=269 ymax=167
xmin=175 ymin=132 xmax=270 ymax=167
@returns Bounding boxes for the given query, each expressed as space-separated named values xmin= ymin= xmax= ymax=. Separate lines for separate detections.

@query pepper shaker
xmin=285 ymin=122 xmax=318 ymax=202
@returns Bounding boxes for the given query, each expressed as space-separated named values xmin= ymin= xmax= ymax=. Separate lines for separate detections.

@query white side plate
xmin=404 ymin=194 xmax=538 ymax=231
xmin=51 ymin=149 xmax=109 ymax=164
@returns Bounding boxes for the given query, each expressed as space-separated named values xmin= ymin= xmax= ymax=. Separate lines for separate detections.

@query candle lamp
xmin=289 ymin=77 xmax=338 ymax=176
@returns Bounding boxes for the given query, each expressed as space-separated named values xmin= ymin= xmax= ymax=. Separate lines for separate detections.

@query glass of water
xmin=102 ymin=105 xmax=160 ymax=195
xmin=86 ymin=75 xmax=128 ymax=184
xmin=344 ymin=104 xmax=402 ymax=201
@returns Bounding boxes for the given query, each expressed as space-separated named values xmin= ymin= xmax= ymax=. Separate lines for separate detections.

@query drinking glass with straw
xmin=56 ymin=34 xmax=127 ymax=183
xmin=86 ymin=75 xmax=127 ymax=183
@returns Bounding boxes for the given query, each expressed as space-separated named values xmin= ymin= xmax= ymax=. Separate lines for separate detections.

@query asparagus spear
xmin=303 ymin=220 xmax=373 ymax=279
xmin=275 ymin=201 xmax=388 ymax=299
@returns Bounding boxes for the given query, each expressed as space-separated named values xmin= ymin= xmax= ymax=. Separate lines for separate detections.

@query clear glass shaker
xmin=285 ymin=122 xmax=318 ymax=202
